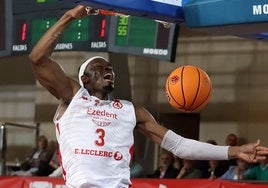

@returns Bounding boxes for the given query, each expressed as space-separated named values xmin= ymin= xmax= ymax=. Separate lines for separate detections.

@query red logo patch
xmin=114 ymin=151 xmax=123 ymax=161
xmin=113 ymin=101 xmax=123 ymax=109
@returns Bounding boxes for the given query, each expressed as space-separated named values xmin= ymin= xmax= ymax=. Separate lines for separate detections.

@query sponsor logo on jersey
xmin=74 ymin=148 xmax=113 ymax=157
xmin=87 ymin=107 xmax=118 ymax=119
xmin=74 ymin=148 xmax=123 ymax=161
xmin=92 ymin=119 xmax=111 ymax=127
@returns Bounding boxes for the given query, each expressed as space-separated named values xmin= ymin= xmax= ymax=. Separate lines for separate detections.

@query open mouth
xmin=103 ymin=73 xmax=114 ymax=82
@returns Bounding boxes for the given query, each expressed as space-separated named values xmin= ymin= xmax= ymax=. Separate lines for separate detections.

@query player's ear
xmin=81 ymin=74 xmax=90 ymax=85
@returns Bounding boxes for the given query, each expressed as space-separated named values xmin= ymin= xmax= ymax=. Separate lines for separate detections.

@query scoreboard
xmin=109 ymin=16 xmax=178 ymax=61
xmin=12 ymin=12 xmax=110 ymax=55
xmin=2 ymin=0 xmax=179 ymax=62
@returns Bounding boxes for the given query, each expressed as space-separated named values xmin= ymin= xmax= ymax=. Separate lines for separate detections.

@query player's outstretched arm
xmin=135 ymin=106 xmax=268 ymax=162
xmin=161 ymin=130 xmax=268 ymax=162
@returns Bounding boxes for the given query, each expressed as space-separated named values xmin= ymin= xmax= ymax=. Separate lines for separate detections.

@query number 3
xmin=95 ymin=128 xmax=105 ymax=146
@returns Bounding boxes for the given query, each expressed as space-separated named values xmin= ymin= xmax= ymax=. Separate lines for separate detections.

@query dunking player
xmin=29 ymin=5 xmax=268 ymax=188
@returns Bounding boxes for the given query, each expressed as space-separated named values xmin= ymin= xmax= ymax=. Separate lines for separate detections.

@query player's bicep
xmin=32 ymin=58 xmax=76 ymax=100
xmin=135 ymin=106 xmax=168 ymax=143
xmin=135 ymin=106 xmax=155 ymax=126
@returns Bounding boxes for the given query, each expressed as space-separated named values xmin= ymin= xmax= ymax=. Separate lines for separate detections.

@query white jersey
xmin=53 ymin=87 xmax=136 ymax=188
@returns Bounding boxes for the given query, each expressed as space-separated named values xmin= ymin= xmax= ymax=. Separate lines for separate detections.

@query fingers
xmin=238 ymin=140 xmax=268 ymax=163
xmin=85 ymin=6 xmax=98 ymax=15
xmin=255 ymin=144 xmax=268 ymax=155
xmin=251 ymin=145 xmax=268 ymax=163
xmin=254 ymin=139 xmax=260 ymax=147
xmin=85 ymin=7 xmax=93 ymax=15
xmin=256 ymin=149 xmax=268 ymax=155
xmin=251 ymin=155 xmax=266 ymax=163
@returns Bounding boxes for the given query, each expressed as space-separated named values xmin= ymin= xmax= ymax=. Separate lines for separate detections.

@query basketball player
xmin=29 ymin=5 xmax=268 ymax=188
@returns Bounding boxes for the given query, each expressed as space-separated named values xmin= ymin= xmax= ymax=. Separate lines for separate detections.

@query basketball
xmin=165 ymin=65 xmax=212 ymax=112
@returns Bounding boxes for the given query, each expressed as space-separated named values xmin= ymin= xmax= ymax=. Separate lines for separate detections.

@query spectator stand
xmin=0 ymin=121 xmax=40 ymax=175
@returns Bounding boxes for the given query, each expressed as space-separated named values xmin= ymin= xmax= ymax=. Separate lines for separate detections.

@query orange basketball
xmin=165 ymin=65 xmax=212 ymax=112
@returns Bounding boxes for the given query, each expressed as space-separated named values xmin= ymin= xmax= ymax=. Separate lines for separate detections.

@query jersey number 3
xmin=95 ymin=128 xmax=105 ymax=146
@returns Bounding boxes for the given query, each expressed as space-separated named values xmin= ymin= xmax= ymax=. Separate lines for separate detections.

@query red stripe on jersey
xmin=55 ymin=123 xmax=60 ymax=135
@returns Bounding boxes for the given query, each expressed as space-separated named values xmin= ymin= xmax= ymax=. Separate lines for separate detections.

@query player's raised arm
xmin=29 ymin=5 xmax=95 ymax=101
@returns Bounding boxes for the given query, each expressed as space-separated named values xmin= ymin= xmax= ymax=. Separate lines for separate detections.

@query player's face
xmin=85 ymin=58 xmax=115 ymax=92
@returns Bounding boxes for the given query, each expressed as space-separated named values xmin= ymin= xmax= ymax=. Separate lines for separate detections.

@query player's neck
xmin=91 ymin=92 xmax=109 ymax=100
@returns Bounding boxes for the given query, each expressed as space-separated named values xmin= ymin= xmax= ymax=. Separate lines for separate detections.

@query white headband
xmin=78 ymin=56 xmax=108 ymax=87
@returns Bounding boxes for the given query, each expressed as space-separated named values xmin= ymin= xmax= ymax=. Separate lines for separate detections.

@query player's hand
xmin=234 ymin=140 xmax=268 ymax=163
xmin=66 ymin=5 xmax=97 ymax=19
